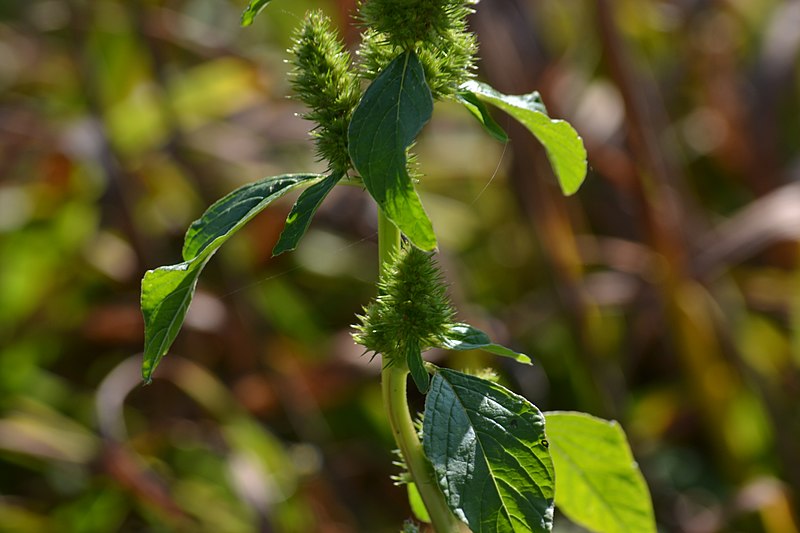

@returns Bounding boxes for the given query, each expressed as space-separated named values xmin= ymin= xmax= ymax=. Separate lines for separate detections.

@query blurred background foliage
xmin=1 ymin=0 xmax=799 ymax=531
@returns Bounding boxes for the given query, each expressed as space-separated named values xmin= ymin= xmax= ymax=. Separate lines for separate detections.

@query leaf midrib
xmin=443 ymin=374 xmax=549 ymax=530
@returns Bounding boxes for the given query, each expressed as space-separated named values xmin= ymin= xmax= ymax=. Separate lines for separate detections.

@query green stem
xmin=377 ymin=209 xmax=462 ymax=533
xmin=377 ymin=207 xmax=401 ymax=278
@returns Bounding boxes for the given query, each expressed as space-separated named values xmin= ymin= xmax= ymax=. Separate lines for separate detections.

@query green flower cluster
xmin=288 ymin=10 xmax=360 ymax=173
xmin=354 ymin=245 xmax=455 ymax=366
xmin=357 ymin=0 xmax=478 ymax=99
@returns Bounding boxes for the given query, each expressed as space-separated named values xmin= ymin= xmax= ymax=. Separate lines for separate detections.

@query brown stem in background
xmin=472 ymin=0 xmax=623 ymax=418
xmin=66 ymin=0 xmax=151 ymax=271
xmin=594 ymin=0 xmax=695 ymax=278
xmin=595 ymin=3 xmax=800 ymax=509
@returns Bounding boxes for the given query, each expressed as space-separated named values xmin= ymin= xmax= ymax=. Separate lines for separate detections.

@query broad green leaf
xmin=142 ymin=174 xmax=324 ymax=381
xmin=544 ymin=411 xmax=656 ymax=533
xmin=457 ymin=91 xmax=508 ymax=143
xmin=423 ymin=369 xmax=555 ymax=533
xmin=348 ymin=51 xmax=437 ymax=251
xmin=462 ymin=80 xmax=587 ymax=196
xmin=272 ymin=172 xmax=343 ymax=256
xmin=407 ymin=339 xmax=429 ymax=393
xmin=240 ymin=0 xmax=274 ymax=27
xmin=440 ymin=323 xmax=532 ymax=364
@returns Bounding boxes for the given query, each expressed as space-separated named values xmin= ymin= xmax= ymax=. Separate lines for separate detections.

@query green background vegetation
xmin=0 ymin=0 xmax=798 ymax=531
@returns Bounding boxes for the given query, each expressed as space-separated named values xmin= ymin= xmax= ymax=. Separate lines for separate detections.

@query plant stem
xmin=378 ymin=208 xmax=401 ymax=279
xmin=382 ymin=364 xmax=462 ymax=532
xmin=377 ymin=209 xmax=462 ymax=533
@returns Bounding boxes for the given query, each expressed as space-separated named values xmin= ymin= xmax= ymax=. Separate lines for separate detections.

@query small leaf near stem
xmin=273 ymin=172 xmax=343 ymax=256
xmin=439 ymin=323 xmax=531 ymax=364
xmin=407 ymin=339 xmax=430 ymax=393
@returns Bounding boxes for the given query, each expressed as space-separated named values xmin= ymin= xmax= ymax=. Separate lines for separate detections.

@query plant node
xmin=354 ymin=245 xmax=455 ymax=366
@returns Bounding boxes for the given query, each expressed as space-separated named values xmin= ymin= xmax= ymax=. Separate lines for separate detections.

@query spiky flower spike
xmin=353 ymin=245 xmax=455 ymax=366
xmin=357 ymin=0 xmax=478 ymax=99
xmin=289 ymin=10 xmax=361 ymax=173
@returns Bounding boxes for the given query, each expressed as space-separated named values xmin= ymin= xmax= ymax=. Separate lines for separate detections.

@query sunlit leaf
xmin=544 ymin=411 xmax=656 ymax=533
xmin=440 ymin=323 xmax=532 ymax=364
xmin=348 ymin=51 xmax=437 ymax=251
xmin=462 ymin=80 xmax=587 ymax=195
xmin=141 ymin=259 xmax=208 ymax=383
xmin=240 ymin=0 xmax=274 ymax=27
xmin=423 ymin=369 xmax=555 ymax=532
xmin=272 ymin=172 xmax=343 ymax=256
xmin=457 ymin=91 xmax=508 ymax=143
xmin=142 ymin=174 xmax=324 ymax=381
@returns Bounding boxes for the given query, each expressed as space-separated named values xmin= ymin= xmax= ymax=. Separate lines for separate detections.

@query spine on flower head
xmin=353 ymin=245 xmax=455 ymax=367
xmin=289 ymin=10 xmax=360 ymax=173
xmin=357 ymin=0 xmax=478 ymax=99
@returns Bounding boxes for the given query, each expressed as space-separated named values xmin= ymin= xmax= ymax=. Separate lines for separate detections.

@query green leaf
xmin=457 ymin=91 xmax=508 ymax=143
xmin=240 ymin=0 xmax=274 ymax=27
xmin=406 ymin=339 xmax=429 ymax=393
xmin=182 ymin=174 xmax=323 ymax=261
xmin=142 ymin=174 xmax=324 ymax=381
xmin=462 ymin=80 xmax=587 ymax=196
xmin=272 ymin=172 xmax=343 ymax=256
xmin=141 ymin=259 xmax=208 ymax=383
xmin=544 ymin=411 xmax=656 ymax=533
xmin=423 ymin=369 xmax=555 ymax=533
xmin=348 ymin=51 xmax=437 ymax=251
xmin=440 ymin=323 xmax=532 ymax=364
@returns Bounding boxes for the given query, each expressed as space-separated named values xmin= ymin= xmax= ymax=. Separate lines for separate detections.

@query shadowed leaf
xmin=142 ymin=174 xmax=324 ymax=381
xmin=348 ymin=51 xmax=436 ymax=250
xmin=273 ymin=172 xmax=343 ymax=256
xmin=423 ymin=369 xmax=555 ymax=532
xmin=407 ymin=339 xmax=429 ymax=393
xmin=457 ymin=91 xmax=508 ymax=143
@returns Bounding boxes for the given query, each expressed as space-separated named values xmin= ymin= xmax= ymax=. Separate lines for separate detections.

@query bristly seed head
xmin=356 ymin=0 xmax=478 ymax=100
xmin=289 ymin=10 xmax=361 ymax=173
xmin=353 ymin=245 xmax=455 ymax=366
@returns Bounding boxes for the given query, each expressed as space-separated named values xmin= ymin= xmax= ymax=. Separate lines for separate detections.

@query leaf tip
xmin=270 ymin=242 xmax=291 ymax=257
xmin=240 ymin=0 xmax=272 ymax=27
xmin=141 ymin=352 xmax=161 ymax=384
